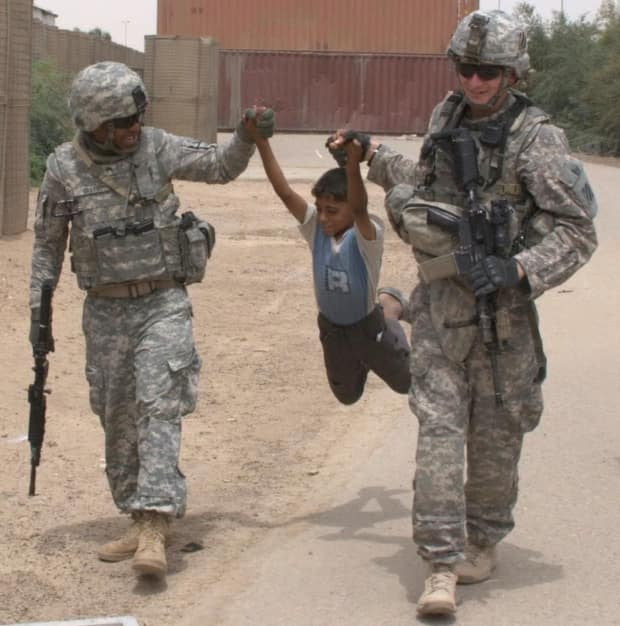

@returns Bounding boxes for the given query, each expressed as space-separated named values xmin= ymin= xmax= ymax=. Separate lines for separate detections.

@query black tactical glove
xmin=237 ymin=107 xmax=276 ymax=142
xmin=29 ymin=307 xmax=55 ymax=353
xmin=470 ymin=256 xmax=521 ymax=297
xmin=325 ymin=130 xmax=371 ymax=166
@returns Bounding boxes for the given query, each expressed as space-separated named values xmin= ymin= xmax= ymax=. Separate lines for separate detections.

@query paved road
xmin=183 ymin=139 xmax=620 ymax=626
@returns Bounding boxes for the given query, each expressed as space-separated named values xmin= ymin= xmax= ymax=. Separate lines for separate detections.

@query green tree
xmin=72 ymin=26 xmax=112 ymax=40
xmin=88 ymin=27 xmax=112 ymax=41
xmin=511 ymin=1 xmax=620 ymax=155
xmin=30 ymin=60 xmax=73 ymax=184
xmin=513 ymin=2 xmax=551 ymax=77
xmin=584 ymin=2 xmax=620 ymax=154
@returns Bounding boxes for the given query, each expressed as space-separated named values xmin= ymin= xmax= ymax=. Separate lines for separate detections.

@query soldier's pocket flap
xmin=167 ymin=352 xmax=194 ymax=373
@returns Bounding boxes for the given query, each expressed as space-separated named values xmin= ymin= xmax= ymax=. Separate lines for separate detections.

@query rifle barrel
xmin=29 ymin=465 xmax=37 ymax=497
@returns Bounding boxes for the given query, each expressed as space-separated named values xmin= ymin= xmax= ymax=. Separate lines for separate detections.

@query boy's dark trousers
xmin=318 ymin=305 xmax=411 ymax=405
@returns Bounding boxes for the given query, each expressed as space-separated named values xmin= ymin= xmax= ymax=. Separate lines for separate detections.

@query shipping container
xmin=0 ymin=0 xmax=32 ymax=235
xmin=144 ymin=36 xmax=219 ymax=143
xmin=158 ymin=0 xmax=479 ymax=54
xmin=218 ymin=50 xmax=458 ymax=134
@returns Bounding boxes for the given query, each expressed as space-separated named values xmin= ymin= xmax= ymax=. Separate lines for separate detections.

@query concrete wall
xmin=31 ymin=20 xmax=145 ymax=76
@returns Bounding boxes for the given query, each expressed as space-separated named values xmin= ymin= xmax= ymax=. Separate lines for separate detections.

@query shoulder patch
xmin=559 ymin=159 xmax=598 ymax=218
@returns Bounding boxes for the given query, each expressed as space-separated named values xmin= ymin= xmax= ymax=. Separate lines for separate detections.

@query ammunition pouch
xmin=177 ymin=211 xmax=216 ymax=285
xmin=71 ymin=213 xmax=215 ymax=290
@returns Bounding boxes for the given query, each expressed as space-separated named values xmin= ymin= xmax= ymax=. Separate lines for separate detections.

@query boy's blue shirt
xmin=299 ymin=205 xmax=384 ymax=325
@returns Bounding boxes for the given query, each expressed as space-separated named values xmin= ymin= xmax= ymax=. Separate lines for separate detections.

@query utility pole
xmin=122 ymin=20 xmax=130 ymax=47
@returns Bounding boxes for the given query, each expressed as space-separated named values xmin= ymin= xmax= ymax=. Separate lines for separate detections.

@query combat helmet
xmin=68 ymin=61 xmax=148 ymax=132
xmin=447 ymin=10 xmax=530 ymax=78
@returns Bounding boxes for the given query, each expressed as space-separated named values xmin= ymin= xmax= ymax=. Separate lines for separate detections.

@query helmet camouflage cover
xmin=68 ymin=61 xmax=148 ymax=132
xmin=447 ymin=10 xmax=530 ymax=78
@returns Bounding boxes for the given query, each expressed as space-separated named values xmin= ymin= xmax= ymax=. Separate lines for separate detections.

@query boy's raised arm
xmin=243 ymin=111 xmax=307 ymax=223
xmin=344 ymin=141 xmax=375 ymax=241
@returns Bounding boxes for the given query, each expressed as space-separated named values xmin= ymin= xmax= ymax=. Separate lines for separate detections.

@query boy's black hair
xmin=311 ymin=167 xmax=348 ymax=201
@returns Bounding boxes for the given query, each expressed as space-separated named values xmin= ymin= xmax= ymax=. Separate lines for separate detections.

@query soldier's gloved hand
xmin=470 ymin=256 xmax=521 ymax=296
xmin=29 ymin=307 xmax=55 ymax=353
xmin=253 ymin=107 xmax=275 ymax=138
xmin=325 ymin=136 xmax=347 ymax=166
xmin=326 ymin=130 xmax=371 ymax=166
xmin=237 ymin=107 xmax=276 ymax=142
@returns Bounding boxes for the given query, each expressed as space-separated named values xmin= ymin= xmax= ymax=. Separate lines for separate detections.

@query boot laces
xmin=429 ymin=569 xmax=455 ymax=592
xmin=141 ymin=523 xmax=166 ymax=543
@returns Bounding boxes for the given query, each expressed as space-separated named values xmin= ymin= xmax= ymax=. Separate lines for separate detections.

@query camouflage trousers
xmin=408 ymin=285 xmax=544 ymax=564
xmin=83 ymin=286 xmax=201 ymax=518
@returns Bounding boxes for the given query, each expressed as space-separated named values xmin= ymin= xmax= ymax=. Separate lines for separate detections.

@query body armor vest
xmin=413 ymin=90 xmax=550 ymax=254
xmin=50 ymin=129 xmax=208 ymax=290
xmin=401 ymin=91 xmax=550 ymax=364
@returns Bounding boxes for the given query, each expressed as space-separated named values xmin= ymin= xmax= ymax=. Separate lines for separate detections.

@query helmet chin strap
xmin=464 ymin=70 xmax=512 ymax=114
xmin=90 ymin=122 xmax=140 ymax=156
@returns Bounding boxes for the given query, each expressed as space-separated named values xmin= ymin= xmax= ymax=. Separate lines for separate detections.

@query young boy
xmin=245 ymin=112 xmax=411 ymax=405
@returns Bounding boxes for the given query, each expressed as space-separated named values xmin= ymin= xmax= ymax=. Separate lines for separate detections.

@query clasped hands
xmin=325 ymin=130 xmax=371 ymax=166
xmin=237 ymin=106 xmax=276 ymax=142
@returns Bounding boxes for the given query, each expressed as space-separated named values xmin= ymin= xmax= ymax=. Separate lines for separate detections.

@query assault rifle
xmin=428 ymin=128 xmax=512 ymax=407
xmin=27 ymin=280 xmax=54 ymax=496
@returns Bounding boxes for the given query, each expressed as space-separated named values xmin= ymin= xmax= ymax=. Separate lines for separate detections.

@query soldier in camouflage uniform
xmin=328 ymin=10 xmax=597 ymax=615
xmin=28 ymin=62 xmax=275 ymax=580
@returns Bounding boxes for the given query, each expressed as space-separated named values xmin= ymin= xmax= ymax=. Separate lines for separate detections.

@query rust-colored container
xmin=219 ymin=50 xmax=458 ymax=134
xmin=158 ymin=0 xmax=479 ymax=54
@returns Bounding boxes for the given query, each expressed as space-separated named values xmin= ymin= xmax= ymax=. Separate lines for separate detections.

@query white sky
xmin=37 ymin=0 xmax=608 ymax=52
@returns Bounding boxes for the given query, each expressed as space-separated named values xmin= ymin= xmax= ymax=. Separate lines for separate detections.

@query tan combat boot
xmin=97 ymin=512 xmax=144 ymax=562
xmin=454 ymin=543 xmax=497 ymax=584
xmin=131 ymin=511 xmax=170 ymax=579
xmin=416 ymin=564 xmax=457 ymax=616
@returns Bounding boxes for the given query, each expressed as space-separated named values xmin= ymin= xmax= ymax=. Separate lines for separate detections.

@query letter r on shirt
xmin=326 ymin=267 xmax=350 ymax=294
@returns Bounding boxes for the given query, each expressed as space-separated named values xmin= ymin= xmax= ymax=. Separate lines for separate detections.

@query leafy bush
xmin=515 ymin=1 xmax=620 ymax=156
xmin=30 ymin=60 xmax=73 ymax=185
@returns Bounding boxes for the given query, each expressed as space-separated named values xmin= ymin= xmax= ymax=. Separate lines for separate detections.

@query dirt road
xmin=1 ymin=135 xmax=618 ymax=626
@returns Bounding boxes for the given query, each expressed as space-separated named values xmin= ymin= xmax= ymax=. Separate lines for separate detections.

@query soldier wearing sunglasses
xmin=29 ymin=61 xmax=275 ymax=581
xmin=327 ymin=10 xmax=597 ymax=616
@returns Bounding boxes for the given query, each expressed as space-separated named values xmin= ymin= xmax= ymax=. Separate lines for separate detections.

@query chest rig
xmin=413 ymin=93 xmax=550 ymax=381
xmin=51 ymin=131 xmax=212 ymax=290
xmin=422 ymin=92 xmax=551 ymax=209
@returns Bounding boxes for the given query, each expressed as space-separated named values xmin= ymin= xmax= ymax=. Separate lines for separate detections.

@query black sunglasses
xmin=456 ymin=63 xmax=504 ymax=81
xmin=111 ymin=113 xmax=142 ymax=129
